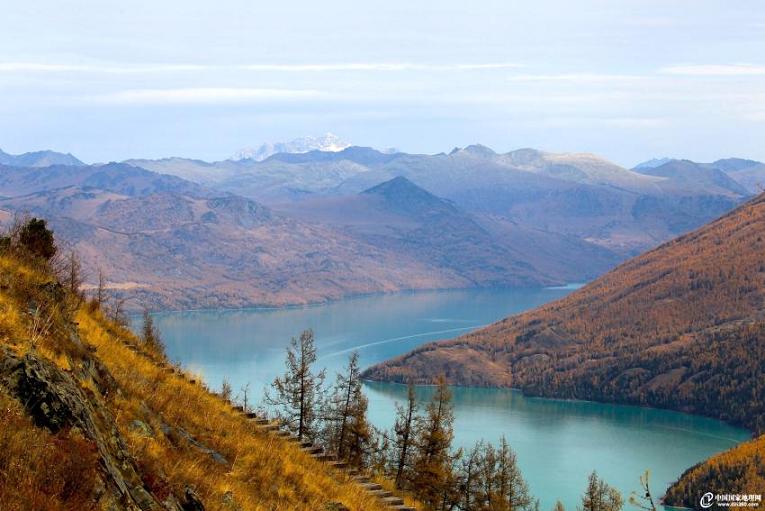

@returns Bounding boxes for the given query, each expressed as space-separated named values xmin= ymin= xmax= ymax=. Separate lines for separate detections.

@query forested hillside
xmin=664 ymin=434 xmax=765 ymax=508
xmin=365 ymin=192 xmax=765 ymax=431
xmin=365 ymin=192 xmax=765 ymax=505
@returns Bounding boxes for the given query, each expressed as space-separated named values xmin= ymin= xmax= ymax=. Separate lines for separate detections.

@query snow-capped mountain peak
xmin=231 ymin=133 xmax=351 ymax=161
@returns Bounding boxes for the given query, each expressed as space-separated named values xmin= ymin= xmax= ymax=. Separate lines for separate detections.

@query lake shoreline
xmin=139 ymin=283 xmax=587 ymax=316
xmin=362 ymin=378 xmax=754 ymax=439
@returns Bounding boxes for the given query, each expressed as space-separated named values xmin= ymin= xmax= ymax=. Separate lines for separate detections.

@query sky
xmin=0 ymin=0 xmax=764 ymax=166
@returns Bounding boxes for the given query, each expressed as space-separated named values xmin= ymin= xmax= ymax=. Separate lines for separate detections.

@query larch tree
xmin=580 ymin=471 xmax=623 ymax=511
xmin=628 ymin=471 xmax=656 ymax=511
xmin=324 ymin=352 xmax=373 ymax=466
xmin=392 ymin=382 xmax=419 ymax=489
xmin=345 ymin=390 xmax=374 ymax=468
xmin=492 ymin=436 xmax=532 ymax=511
xmin=458 ymin=441 xmax=484 ymax=511
xmin=141 ymin=307 xmax=166 ymax=357
xmin=411 ymin=375 xmax=459 ymax=510
xmin=267 ymin=329 xmax=326 ymax=441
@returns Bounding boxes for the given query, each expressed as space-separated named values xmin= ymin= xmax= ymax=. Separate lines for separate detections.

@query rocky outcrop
xmin=0 ymin=346 xmax=170 ymax=510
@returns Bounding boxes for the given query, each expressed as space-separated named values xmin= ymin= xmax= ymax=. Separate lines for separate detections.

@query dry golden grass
xmin=0 ymin=250 xmax=399 ymax=510
xmin=76 ymin=308 xmax=390 ymax=511
xmin=0 ymin=391 xmax=99 ymax=511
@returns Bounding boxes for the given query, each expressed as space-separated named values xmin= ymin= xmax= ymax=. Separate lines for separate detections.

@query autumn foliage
xmin=366 ymin=193 xmax=765 ymax=432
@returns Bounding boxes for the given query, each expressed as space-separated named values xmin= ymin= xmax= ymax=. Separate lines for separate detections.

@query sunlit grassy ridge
xmin=77 ymin=310 xmax=388 ymax=510
xmin=0 ymin=249 xmax=390 ymax=510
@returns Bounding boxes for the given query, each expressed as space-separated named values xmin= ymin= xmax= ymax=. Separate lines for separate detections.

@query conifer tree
xmin=628 ymin=471 xmax=656 ymax=511
xmin=323 ymin=352 xmax=373 ymax=466
xmin=392 ymin=383 xmax=419 ymax=489
xmin=141 ymin=307 xmax=166 ymax=356
xmin=267 ymin=329 xmax=326 ymax=441
xmin=345 ymin=391 xmax=373 ymax=468
xmin=411 ymin=375 xmax=459 ymax=510
xmin=493 ymin=436 xmax=532 ymax=511
xmin=458 ymin=441 xmax=484 ymax=511
xmin=580 ymin=471 xmax=623 ymax=511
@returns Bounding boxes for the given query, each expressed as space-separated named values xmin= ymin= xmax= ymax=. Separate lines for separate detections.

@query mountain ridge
xmin=0 ymin=148 xmax=84 ymax=167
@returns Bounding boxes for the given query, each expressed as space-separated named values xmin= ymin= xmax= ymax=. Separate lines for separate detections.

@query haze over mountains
xmin=1 ymin=141 xmax=763 ymax=310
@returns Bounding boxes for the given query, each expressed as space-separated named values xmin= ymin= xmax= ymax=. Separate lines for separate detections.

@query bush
xmin=0 ymin=392 xmax=98 ymax=510
xmin=19 ymin=218 xmax=57 ymax=260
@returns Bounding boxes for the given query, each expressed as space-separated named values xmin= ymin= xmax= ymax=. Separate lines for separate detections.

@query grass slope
xmin=0 ymin=252 xmax=390 ymax=510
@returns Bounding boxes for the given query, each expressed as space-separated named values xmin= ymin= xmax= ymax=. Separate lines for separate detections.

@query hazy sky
xmin=1 ymin=0 xmax=763 ymax=166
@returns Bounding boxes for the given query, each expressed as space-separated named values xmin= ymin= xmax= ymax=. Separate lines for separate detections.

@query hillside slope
xmin=277 ymin=177 xmax=619 ymax=287
xmin=364 ymin=193 xmax=765 ymax=433
xmin=1 ymin=164 xmax=567 ymax=310
xmin=663 ymin=434 xmax=765 ymax=508
xmin=0 ymin=242 xmax=391 ymax=510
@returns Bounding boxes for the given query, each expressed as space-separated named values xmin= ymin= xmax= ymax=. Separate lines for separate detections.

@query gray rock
xmin=0 ymin=347 xmax=163 ymax=511
xmin=129 ymin=419 xmax=154 ymax=438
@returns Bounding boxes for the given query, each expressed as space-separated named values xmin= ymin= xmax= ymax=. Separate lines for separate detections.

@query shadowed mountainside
xmin=278 ymin=176 xmax=620 ymax=285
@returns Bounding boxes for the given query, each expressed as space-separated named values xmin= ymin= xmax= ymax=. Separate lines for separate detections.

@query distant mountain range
xmin=131 ymin=145 xmax=763 ymax=256
xmin=0 ymin=148 xmax=83 ymax=167
xmin=2 ymin=143 xmax=764 ymax=310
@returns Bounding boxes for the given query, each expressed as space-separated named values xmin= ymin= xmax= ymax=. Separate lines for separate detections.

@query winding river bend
xmin=148 ymin=287 xmax=749 ymax=510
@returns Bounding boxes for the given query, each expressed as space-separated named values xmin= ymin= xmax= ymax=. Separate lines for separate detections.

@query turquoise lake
xmin=147 ymin=287 xmax=750 ymax=510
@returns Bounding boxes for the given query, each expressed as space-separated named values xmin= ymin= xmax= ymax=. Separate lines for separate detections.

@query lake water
xmin=147 ymin=287 xmax=750 ymax=510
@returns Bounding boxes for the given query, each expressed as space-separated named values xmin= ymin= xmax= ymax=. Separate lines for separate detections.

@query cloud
xmin=93 ymin=88 xmax=325 ymax=104
xmin=503 ymin=73 xmax=648 ymax=83
xmin=660 ymin=64 xmax=765 ymax=76
xmin=0 ymin=61 xmax=522 ymax=74
xmin=0 ymin=62 xmax=207 ymax=73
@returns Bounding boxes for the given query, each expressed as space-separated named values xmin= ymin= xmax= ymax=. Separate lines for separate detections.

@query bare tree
xmin=96 ymin=268 xmax=106 ymax=308
xmin=629 ymin=471 xmax=657 ymax=511
xmin=220 ymin=378 xmax=233 ymax=402
xmin=239 ymin=382 xmax=252 ymax=413
xmin=109 ymin=296 xmax=129 ymax=327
